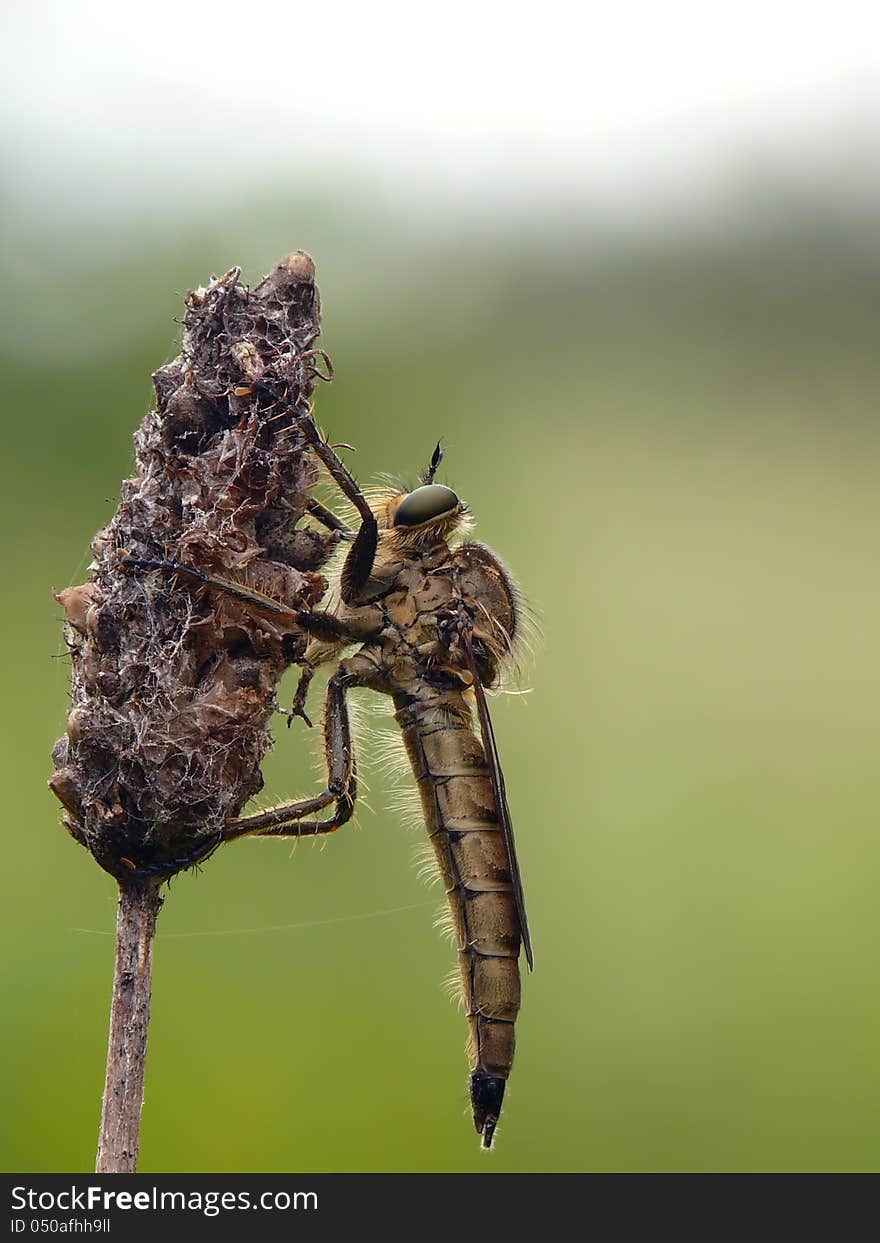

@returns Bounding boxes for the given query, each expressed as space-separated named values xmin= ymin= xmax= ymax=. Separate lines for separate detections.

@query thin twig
xmin=95 ymin=881 xmax=163 ymax=1173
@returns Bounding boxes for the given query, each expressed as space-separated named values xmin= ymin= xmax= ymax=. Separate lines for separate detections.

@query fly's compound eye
xmin=393 ymin=484 xmax=459 ymax=527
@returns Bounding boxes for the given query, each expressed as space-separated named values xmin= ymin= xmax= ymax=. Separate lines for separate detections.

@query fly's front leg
xmin=339 ymin=516 xmax=379 ymax=606
xmin=223 ymin=657 xmax=368 ymax=842
xmin=435 ymin=605 xmax=478 ymax=664
xmin=307 ymin=498 xmax=355 ymax=540
xmin=256 ymin=385 xmax=379 ymax=605
xmin=437 ymin=599 xmax=496 ymax=682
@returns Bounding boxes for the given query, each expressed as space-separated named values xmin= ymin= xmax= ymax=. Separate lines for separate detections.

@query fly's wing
xmin=462 ymin=627 xmax=534 ymax=971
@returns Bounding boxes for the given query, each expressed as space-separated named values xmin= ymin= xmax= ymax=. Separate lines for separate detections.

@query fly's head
xmin=383 ymin=443 xmax=471 ymax=551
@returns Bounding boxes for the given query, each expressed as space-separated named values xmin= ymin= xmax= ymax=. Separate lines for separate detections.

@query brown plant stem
xmin=95 ymin=881 xmax=163 ymax=1173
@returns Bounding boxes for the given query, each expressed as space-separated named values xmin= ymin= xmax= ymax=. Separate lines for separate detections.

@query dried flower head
xmin=50 ymin=254 xmax=339 ymax=882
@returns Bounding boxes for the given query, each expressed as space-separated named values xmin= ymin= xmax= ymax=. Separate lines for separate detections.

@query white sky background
xmin=3 ymin=0 xmax=880 ymax=233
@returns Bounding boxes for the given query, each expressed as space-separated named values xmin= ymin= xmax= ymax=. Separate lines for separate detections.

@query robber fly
xmin=123 ymin=411 xmax=532 ymax=1149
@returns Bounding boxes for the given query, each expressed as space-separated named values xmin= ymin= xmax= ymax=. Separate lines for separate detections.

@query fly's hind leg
xmin=223 ymin=656 xmax=372 ymax=843
xmin=118 ymin=828 xmax=226 ymax=883
xmin=117 ymin=655 xmax=373 ymax=883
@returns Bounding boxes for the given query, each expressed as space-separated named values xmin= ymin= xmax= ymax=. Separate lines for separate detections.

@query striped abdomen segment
xmin=395 ymin=697 xmax=521 ymax=1146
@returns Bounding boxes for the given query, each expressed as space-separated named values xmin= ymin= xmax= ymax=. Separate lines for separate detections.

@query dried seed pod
xmin=50 ymin=255 xmax=341 ymax=882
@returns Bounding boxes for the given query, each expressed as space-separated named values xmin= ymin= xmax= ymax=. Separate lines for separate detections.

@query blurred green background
xmin=3 ymin=210 xmax=879 ymax=1174
xmin=3 ymin=2 xmax=880 ymax=1175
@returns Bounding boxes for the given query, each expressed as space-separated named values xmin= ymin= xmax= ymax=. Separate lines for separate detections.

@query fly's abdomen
xmin=395 ymin=698 xmax=521 ymax=1147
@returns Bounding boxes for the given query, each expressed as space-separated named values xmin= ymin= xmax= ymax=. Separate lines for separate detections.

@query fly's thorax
xmin=383 ymin=565 xmax=455 ymax=639
xmin=354 ymin=547 xmax=460 ymax=689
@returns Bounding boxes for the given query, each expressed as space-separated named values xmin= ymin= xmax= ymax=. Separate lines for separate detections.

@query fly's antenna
xmin=420 ymin=441 xmax=443 ymax=484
